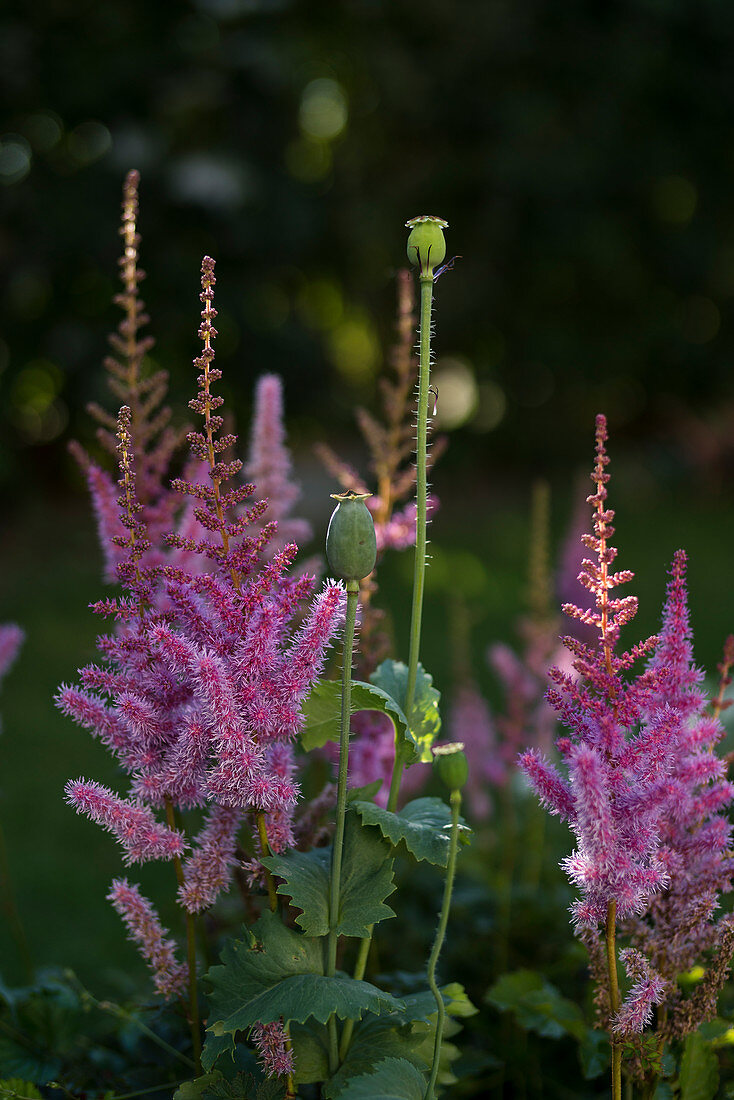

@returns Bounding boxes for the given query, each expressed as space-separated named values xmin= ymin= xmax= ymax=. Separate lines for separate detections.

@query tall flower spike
xmin=71 ymin=170 xmax=181 ymax=556
xmin=245 ymin=374 xmax=312 ymax=558
xmin=108 ymin=878 xmax=187 ymax=999
xmin=169 ymin=256 xmax=272 ymax=585
xmin=520 ymin=416 xmax=676 ymax=930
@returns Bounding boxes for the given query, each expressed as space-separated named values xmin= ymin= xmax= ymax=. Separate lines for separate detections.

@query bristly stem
xmin=424 ymin=788 xmax=462 ymax=1100
xmin=257 ymin=812 xmax=278 ymax=913
xmin=327 ymin=578 xmax=360 ymax=1073
xmin=396 ymin=272 xmax=434 ymax=804
xmin=606 ymin=899 xmax=622 ymax=1100
xmin=165 ymin=797 xmax=201 ymax=1075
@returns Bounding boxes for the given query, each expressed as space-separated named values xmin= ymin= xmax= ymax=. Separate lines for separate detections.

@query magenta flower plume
xmin=65 ymin=779 xmax=186 ymax=865
xmin=520 ymin=416 xmax=679 ymax=928
xmin=245 ymin=373 xmax=312 ymax=557
xmin=625 ymin=552 xmax=734 ymax=1034
xmin=179 ymin=805 xmax=243 ymax=913
xmin=108 ymin=878 xmax=187 ymax=998
xmin=448 ymin=682 xmax=504 ymax=819
xmin=0 ymin=624 xmax=23 ymax=683
xmin=251 ymin=1021 xmax=294 ymax=1079
xmin=612 ymin=949 xmax=667 ymax=1036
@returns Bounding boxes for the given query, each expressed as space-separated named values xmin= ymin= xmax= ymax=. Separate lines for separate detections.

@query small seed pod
xmin=433 ymin=742 xmax=469 ymax=791
xmin=405 ymin=215 xmax=449 ymax=277
xmin=326 ymin=491 xmax=377 ymax=582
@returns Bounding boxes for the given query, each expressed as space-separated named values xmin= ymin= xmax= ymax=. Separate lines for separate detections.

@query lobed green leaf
xmin=206 ymin=911 xmax=404 ymax=1047
xmin=330 ymin=1057 xmax=427 ymax=1099
xmin=352 ymin=797 xmax=471 ymax=867
xmin=263 ymin=809 xmax=396 ymax=938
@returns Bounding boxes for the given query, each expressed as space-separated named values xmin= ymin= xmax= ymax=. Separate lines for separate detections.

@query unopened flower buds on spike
xmin=326 ymin=490 xmax=377 ymax=581
xmin=433 ymin=742 xmax=469 ymax=791
xmin=405 ymin=215 xmax=448 ymax=278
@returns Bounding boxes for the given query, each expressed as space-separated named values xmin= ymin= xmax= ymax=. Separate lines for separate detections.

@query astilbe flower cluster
xmin=70 ymin=170 xmax=184 ymax=582
xmin=520 ymin=416 xmax=692 ymax=1032
xmin=0 ymin=624 xmax=23 ymax=686
xmin=623 ymin=550 xmax=734 ymax=1039
xmin=59 ymin=254 xmax=345 ymax=999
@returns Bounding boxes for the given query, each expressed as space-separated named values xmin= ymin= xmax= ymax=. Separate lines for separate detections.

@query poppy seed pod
xmin=433 ymin=742 xmax=469 ymax=791
xmin=406 ymin=215 xmax=448 ymax=277
xmin=326 ymin=491 xmax=377 ymax=582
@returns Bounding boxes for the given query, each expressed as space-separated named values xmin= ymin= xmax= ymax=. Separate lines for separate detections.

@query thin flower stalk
xmin=326 ymin=577 xmax=360 ymax=1072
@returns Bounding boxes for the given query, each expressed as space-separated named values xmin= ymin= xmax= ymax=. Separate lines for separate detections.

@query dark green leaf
xmin=325 ymin=1017 xmax=422 ymax=1099
xmin=578 ymin=1027 xmax=609 ymax=1079
xmin=352 ymin=798 xmax=471 ymax=867
xmin=0 ymin=1036 xmax=60 ymax=1086
xmin=174 ymin=1071 xmax=275 ymax=1100
xmin=206 ymin=911 xmax=404 ymax=1044
xmin=289 ymin=1021 xmax=329 ymax=1085
xmin=347 ymin=780 xmax=383 ymax=803
xmin=370 ymin=660 xmax=441 ymax=764
xmin=300 ymin=679 xmax=409 ymax=754
xmin=263 ymin=810 xmax=396 ymax=937
xmin=679 ymin=1031 xmax=719 ymax=1100
xmin=0 ymin=1082 xmax=43 ymax=1099
xmin=486 ymin=970 xmax=585 ymax=1041
xmin=332 ymin=1057 xmax=426 ymax=1100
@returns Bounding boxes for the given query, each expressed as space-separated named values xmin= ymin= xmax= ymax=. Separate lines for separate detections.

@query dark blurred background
xmin=2 ymin=0 xmax=734 ymax=995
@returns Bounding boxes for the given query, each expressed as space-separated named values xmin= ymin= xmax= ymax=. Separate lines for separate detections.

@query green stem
xmin=424 ymin=789 xmax=462 ymax=1100
xmin=339 ymin=933 xmax=372 ymax=1061
xmin=257 ymin=812 xmax=278 ymax=913
xmin=343 ymin=265 xmax=437 ymax=1065
xmin=327 ymin=579 xmax=360 ymax=1073
xmin=606 ymin=899 xmax=622 ymax=1100
xmin=402 ymin=274 xmax=434 ymax=753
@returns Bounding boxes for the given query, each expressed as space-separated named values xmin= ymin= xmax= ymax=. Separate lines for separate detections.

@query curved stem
xmin=327 ymin=579 xmax=359 ymax=1073
xmin=606 ymin=899 xmax=622 ymax=1100
xmin=424 ymin=789 xmax=461 ymax=1100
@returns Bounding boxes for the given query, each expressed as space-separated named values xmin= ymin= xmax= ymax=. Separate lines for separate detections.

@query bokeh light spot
xmin=67 ymin=121 xmax=111 ymax=167
xmin=653 ymin=175 xmax=697 ymax=224
xmin=431 ymin=357 xmax=478 ymax=429
xmin=299 ymin=79 xmax=348 ymax=141
xmin=471 ymin=380 xmax=507 ymax=432
xmin=21 ymin=111 xmax=63 ymax=152
xmin=0 ymin=136 xmax=31 ymax=185
xmin=297 ymin=279 xmax=343 ymax=330
xmin=682 ymin=294 xmax=720 ymax=344
xmin=328 ymin=313 xmax=379 ymax=382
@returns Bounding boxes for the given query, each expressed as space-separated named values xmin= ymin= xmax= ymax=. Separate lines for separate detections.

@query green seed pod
xmin=326 ymin=491 xmax=377 ymax=582
xmin=405 ymin=215 xmax=448 ymax=277
xmin=433 ymin=742 xmax=469 ymax=791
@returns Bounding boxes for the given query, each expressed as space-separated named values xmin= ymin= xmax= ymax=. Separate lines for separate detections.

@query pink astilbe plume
xmin=521 ymin=416 xmax=678 ymax=932
xmin=59 ymin=252 xmax=347 ymax=996
xmin=251 ymin=1021 xmax=294 ymax=1079
xmin=0 ymin=624 xmax=23 ymax=684
xmin=245 ymin=374 xmax=312 ymax=558
xmin=624 ymin=551 xmax=734 ymax=1037
xmin=108 ymin=878 xmax=187 ymax=998
xmin=65 ymin=779 xmax=186 ymax=865
xmin=612 ymin=949 xmax=668 ymax=1036
xmin=448 ymin=682 xmax=503 ymax=820
xmin=70 ymin=171 xmax=183 ymax=582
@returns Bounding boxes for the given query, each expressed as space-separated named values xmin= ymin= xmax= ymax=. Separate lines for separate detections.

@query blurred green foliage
xmin=4 ymin=0 xmax=734 ymax=498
